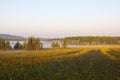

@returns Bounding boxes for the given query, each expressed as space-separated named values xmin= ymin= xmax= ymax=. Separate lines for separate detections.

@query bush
xmin=51 ymin=42 xmax=60 ymax=48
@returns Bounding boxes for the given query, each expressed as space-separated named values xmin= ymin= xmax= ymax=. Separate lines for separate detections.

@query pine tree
xmin=5 ymin=40 xmax=10 ymax=50
xmin=25 ymin=37 xmax=41 ymax=50
xmin=55 ymin=42 xmax=60 ymax=48
xmin=33 ymin=38 xmax=41 ymax=50
xmin=26 ymin=37 xmax=33 ymax=50
xmin=51 ymin=42 xmax=55 ymax=48
xmin=62 ymin=38 xmax=67 ymax=48
xmin=0 ymin=38 xmax=6 ymax=50
xmin=14 ymin=41 xmax=23 ymax=50
xmin=23 ymin=41 xmax=27 ymax=50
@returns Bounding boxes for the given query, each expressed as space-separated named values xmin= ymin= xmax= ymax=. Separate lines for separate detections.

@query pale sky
xmin=0 ymin=0 xmax=120 ymax=38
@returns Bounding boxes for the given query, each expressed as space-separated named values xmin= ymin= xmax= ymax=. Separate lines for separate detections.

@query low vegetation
xmin=51 ymin=42 xmax=60 ymax=48
xmin=0 ymin=46 xmax=120 ymax=80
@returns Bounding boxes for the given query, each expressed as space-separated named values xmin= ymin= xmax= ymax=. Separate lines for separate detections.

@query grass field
xmin=0 ymin=46 xmax=120 ymax=80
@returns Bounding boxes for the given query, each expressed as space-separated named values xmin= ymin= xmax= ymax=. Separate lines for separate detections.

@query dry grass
xmin=0 ymin=46 xmax=120 ymax=80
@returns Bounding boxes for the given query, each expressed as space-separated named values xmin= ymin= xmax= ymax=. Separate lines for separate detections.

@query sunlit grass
xmin=0 ymin=46 xmax=120 ymax=80
xmin=100 ymin=47 xmax=117 ymax=60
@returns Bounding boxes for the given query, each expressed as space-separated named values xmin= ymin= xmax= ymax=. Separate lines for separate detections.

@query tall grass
xmin=0 ymin=46 xmax=120 ymax=80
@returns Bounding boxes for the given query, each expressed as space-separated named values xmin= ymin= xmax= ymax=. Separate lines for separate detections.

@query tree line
xmin=1 ymin=36 xmax=119 ymax=50
xmin=0 ymin=37 xmax=67 ymax=50
xmin=65 ymin=36 xmax=120 ymax=45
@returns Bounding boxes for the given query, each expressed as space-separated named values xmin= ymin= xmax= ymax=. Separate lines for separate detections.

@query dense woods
xmin=65 ymin=36 xmax=120 ymax=45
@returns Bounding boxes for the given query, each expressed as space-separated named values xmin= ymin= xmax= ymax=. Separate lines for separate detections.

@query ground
xmin=0 ymin=46 xmax=120 ymax=80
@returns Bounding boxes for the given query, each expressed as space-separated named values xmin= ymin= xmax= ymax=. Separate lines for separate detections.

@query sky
xmin=0 ymin=0 xmax=120 ymax=38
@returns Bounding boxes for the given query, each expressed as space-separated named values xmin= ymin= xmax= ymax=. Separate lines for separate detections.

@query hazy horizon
xmin=0 ymin=0 xmax=120 ymax=38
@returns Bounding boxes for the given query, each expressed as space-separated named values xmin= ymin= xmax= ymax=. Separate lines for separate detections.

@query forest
xmin=65 ymin=36 xmax=120 ymax=45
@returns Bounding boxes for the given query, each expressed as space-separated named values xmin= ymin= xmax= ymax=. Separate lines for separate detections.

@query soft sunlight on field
xmin=0 ymin=46 xmax=120 ymax=80
xmin=100 ymin=47 xmax=116 ymax=60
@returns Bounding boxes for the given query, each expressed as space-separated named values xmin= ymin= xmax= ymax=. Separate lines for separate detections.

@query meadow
xmin=0 ymin=46 xmax=120 ymax=80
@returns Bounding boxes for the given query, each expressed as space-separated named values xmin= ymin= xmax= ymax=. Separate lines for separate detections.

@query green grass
xmin=0 ymin=47 xmax=120 ymax=80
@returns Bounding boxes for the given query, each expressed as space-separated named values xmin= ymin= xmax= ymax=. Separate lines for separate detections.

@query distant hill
xmin=40 ymin=38 xmax=62 ymax=41
xmin=0 ymin=34 xmax=26 ymax=41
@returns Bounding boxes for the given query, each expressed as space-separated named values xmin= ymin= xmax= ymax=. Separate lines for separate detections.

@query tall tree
xmin=55 ymin=42 xmax=60 ymax=48
xmin=5 ymin=40 xmax=10 ymax=50
xmin=25 ymin=37 xmax=41 ymax=50
xmin=0 ymin=38 xmax=6 ymax=50
xmin=51 ymin=42 xmax=55 ymax=48
xmin=62 ymin=38 xmax=67 ymax=48
xmin=14 ymin=41 xmax=23 ymax=50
